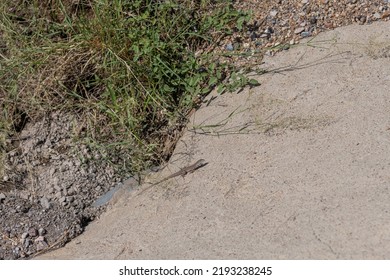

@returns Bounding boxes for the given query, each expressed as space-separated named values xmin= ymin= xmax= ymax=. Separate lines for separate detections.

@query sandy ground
xmin=38 ymin=21 xmax=390 ymax=259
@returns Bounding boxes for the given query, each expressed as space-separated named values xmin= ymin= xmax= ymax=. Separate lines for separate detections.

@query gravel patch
xmin=228 ymin=0 xmax=390 ymax=59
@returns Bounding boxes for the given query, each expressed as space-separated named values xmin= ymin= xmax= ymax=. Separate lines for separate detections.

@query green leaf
xmin=208 ymin=76 xmax=218 ymax=86
xmin=248 ymin=79 xmax=260 ymax=86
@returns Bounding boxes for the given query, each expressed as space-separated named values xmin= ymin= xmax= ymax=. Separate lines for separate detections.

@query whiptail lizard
xmin=137 ymin=159 xmax=208 ymax=195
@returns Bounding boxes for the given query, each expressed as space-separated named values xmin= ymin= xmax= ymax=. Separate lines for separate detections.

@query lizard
xmin=137 ymin=159 xmax=208 ymax=196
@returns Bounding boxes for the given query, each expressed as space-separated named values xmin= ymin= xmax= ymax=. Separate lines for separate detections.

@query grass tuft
xmin=0 ymin=0 xmax=256 ymax=173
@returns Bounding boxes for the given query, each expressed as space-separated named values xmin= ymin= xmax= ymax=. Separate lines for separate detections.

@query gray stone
xmin=294 ymin=27 xmax=305 ymax=34
xmin=20 ymin=192 xmax=29 ymax=200
xmin=34 ymin=236 xmax=45 ymax=242
xmin=38 ymin=228 xmax=46 ymax=236
xmin=23 ymin=238 xmax=32 ymax=248
xmin=270 ymin=10 xmax=278 ymax=17
xmin=225 ymin=43 xmax=234 ymax=51
xmin=36 ymin=241 xmax=48 ymax=251
xmin=28 ymin=228 xmax=38 ymax=237
xmin=40 ymin=197 xmax=51 ymax=209
xmin=0 ymin=193 xmax=5 ymax=203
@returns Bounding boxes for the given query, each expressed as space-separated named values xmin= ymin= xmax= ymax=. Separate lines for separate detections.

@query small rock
xmin=294 ymin=27 xmax=305 ymax=34
xmin=40 ymin=197 xmax=51 ymax=209
xmin=59 ymin=196 xmax=66 ymax=203
xmin=21 ymin=232 xmax=29 ymax=239
xmin=36 ymin=241 xmax=49 ymax=251
xmin=270 ymin=10 xmax=278 ymax=17
xmin=13 ymin=247 xmax=20 ymax=257
xmin=289 ymin=39 xmax=295 ymax=45
xmin=20 ymin=192 xmax=29 ymax=200
xmin=301 ymin=31 xmax=311 ymax=38
xmin=28 ymin=228 xmax=38 ymax=237
xmin=0 ymin=193 xmax=5 ymax=203
xmin=260 ymin=33 xmax=270 ymax=39
xmin=301 ymin=0 xmax=309 ymax=3
xmin=23 ymin=238 xmax=32 ymax=248
xmin=356 ymin=15 xmax=366 ymax=24
xmin=3 ymin=175 xmax=9 ymax=181
xmin=35 ymin=236 xmax=45 ymax=242
xmin=225 ymin=43 xmax=234 ymax=51
xmin=38 ymin=228 xmax=46 ymax=236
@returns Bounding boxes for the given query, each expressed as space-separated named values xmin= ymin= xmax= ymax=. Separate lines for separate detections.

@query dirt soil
xmin=1 ymin=0 xmax=390 ymax=259
xmin=38 ymin=20 xmax=390 ymax=259
xmin=0 ymin=112 xmax=123 ymax=259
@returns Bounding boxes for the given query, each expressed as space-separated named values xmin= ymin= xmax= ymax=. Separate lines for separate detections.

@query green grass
xmin=0 ymin=0 xmax=257 ymax=174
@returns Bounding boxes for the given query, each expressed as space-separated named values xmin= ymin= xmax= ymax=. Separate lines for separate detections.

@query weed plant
xmin=0 ymin=0 xmax=256 ymax=173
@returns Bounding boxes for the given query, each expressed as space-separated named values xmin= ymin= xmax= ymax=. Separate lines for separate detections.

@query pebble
xmin=270 ymin=10 xmax=278 ymax=17
xmin=40 ymin=197 xmax=51 ymax=209
xmin=0 ymin=193 xmax=5 ymax=203
xmin=34 ymin=236 xmax=45 ymax=242
xmin=28 ymin=228 xmax=38 ymax=237
xmin=21 ymin=232 xmax=29 ymax=239
xmin=294 ymin=27 xmax=305 ymax=34
xmin=36 ymin=240 xmax=48 ymax=251
xmin=38 ymin=228 xmax=46 ymax=236
xmin=225 ymin=43 xmax=234 ymax=51
xmin=23 ymin=238 xmax=32 ymax=248
xmin=301 ymin=31 xmax=311 ymax=37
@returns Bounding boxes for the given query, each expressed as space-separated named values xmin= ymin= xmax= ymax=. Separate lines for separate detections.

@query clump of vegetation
xmin=0 ymin=0 xmax=256 ymax=173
